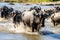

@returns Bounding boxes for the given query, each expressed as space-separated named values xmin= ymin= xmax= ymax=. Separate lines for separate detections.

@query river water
xmin=0 ymin=2 xmax=60 ymax=40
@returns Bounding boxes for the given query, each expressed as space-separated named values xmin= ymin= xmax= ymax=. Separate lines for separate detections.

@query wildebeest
xmin=55 ymin=6 xmax=60 ymax=12
xmin=13 ymin=10 xmax=22 ymax=28
xmin=1 ymin=6 xmax=14 ymax=19
xmin=22 ymin=6 xmax=47 ymax=32
xmin=22 ymin=9 xmax=42 ymax=32
xmin=1 ymin=6 xmax=8 ymax=18
xmin=51 ymin=12 xmax=60 ymax=26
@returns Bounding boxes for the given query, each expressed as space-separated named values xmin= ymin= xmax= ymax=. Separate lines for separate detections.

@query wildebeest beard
xmin=32 ymin=17 xmax=40 ymax=31
xmin=33 ymin=13 xmax=41 ymax=24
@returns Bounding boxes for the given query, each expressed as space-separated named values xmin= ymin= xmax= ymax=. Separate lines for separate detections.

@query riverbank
xmin=41 ymin=1 xmax=60 ymax=5
xmin=24 ymin=1 xmax=60 ymax=5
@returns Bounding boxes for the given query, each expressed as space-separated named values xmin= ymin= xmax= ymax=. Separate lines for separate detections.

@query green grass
xmin=40 ymin=0 xmax=51 ymax=2
xmin=28 ymin=0 xmax=60 ymax=2
xmin=26 ymin=0 xmax=52 ymax=3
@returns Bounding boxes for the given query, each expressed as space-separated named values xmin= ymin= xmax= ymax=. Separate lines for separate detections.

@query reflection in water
xmin=0 ymin=32 xmax=42 ymax=40
xmin=22 ymin=34 xmax=42 ymax=40
xmin=0 ymin=32 xmax=60 ymax=40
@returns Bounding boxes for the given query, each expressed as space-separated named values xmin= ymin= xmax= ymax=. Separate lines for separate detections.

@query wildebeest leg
xmin=16 ymin=22 xmax=19 ymax=28
xmin=34 ymin=24 xmax=41 ymax=32
xmin=32 ymin=23 xmax=35 ymax=32
xmin=13 ymin=22 xmax=18 ymax=28
xmin=23 ymin=21 xmax=27 ymax=32
xmin=23 ymin=21 xmax=26 ymax=26
xmin=14 ymin=23 xmax=16 ymax=28
xmin=1 ymin=12 xmax=4 ymax=18
xmin=52 ymin=20 xmax=56 ymax=26
xmin=32 ymin=26 xmax=35 ymax=32
xmin=32 ymin=22 xmax=37 ymax=32
xmin=5 ymin=13 xmax=7 ymax=19
xmin=17 ymin=22 xmax=20 ymax=27
xmin=41 ymin=18 xmax=45 ymax=27
xmin=14 ymin=23 xmax=19 ymax=28
xmin=37 ymin=24 xmax=41 ymax=32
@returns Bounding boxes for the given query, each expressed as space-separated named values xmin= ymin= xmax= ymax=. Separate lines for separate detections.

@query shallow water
xmin=0 ymin=2 xmax=60 ymax=40
xmin=0 ymin=32 xmax=60 ymax=40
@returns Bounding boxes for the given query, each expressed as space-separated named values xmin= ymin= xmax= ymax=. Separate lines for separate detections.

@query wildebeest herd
xmin=0 ymin=6 xmax=60 ymax=32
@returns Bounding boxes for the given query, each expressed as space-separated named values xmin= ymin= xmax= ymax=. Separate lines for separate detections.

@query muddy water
xmin=0 ymin=32 xmax=60 ymax=40
xmin=0 ymin=3 xmax=60 ymax=40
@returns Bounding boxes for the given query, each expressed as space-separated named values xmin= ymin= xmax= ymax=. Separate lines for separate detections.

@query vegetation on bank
xmin=4 ymin=0 xmax=60 ymax=3
xmin=19 ymin=0 xmax=60 ymax=3
xmin=52 ymin=0 xmax=60 ymax=2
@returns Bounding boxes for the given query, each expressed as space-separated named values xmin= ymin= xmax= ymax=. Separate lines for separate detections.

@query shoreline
xmin=40 ymin=1 xmax=60 ymax=5
xmin=24 ymin=1 xmax=60 ymax=5
xmin=0 ymin=1 xmax=60 ymax=5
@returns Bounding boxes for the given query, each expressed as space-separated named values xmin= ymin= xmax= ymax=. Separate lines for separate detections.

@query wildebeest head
xmin=34 ymin=6 xmax=41 ymax=13
xmin=55 ymin=6 xmax=60 ymax=10
xmin=29 ymin=7 xmax=34 ymax=11
xmin=3 ymin=6 xmax=8 ymax=11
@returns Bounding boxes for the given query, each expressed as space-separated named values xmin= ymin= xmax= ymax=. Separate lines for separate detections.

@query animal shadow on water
xmin=39 ymin=31 xmax=60 ymax=39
